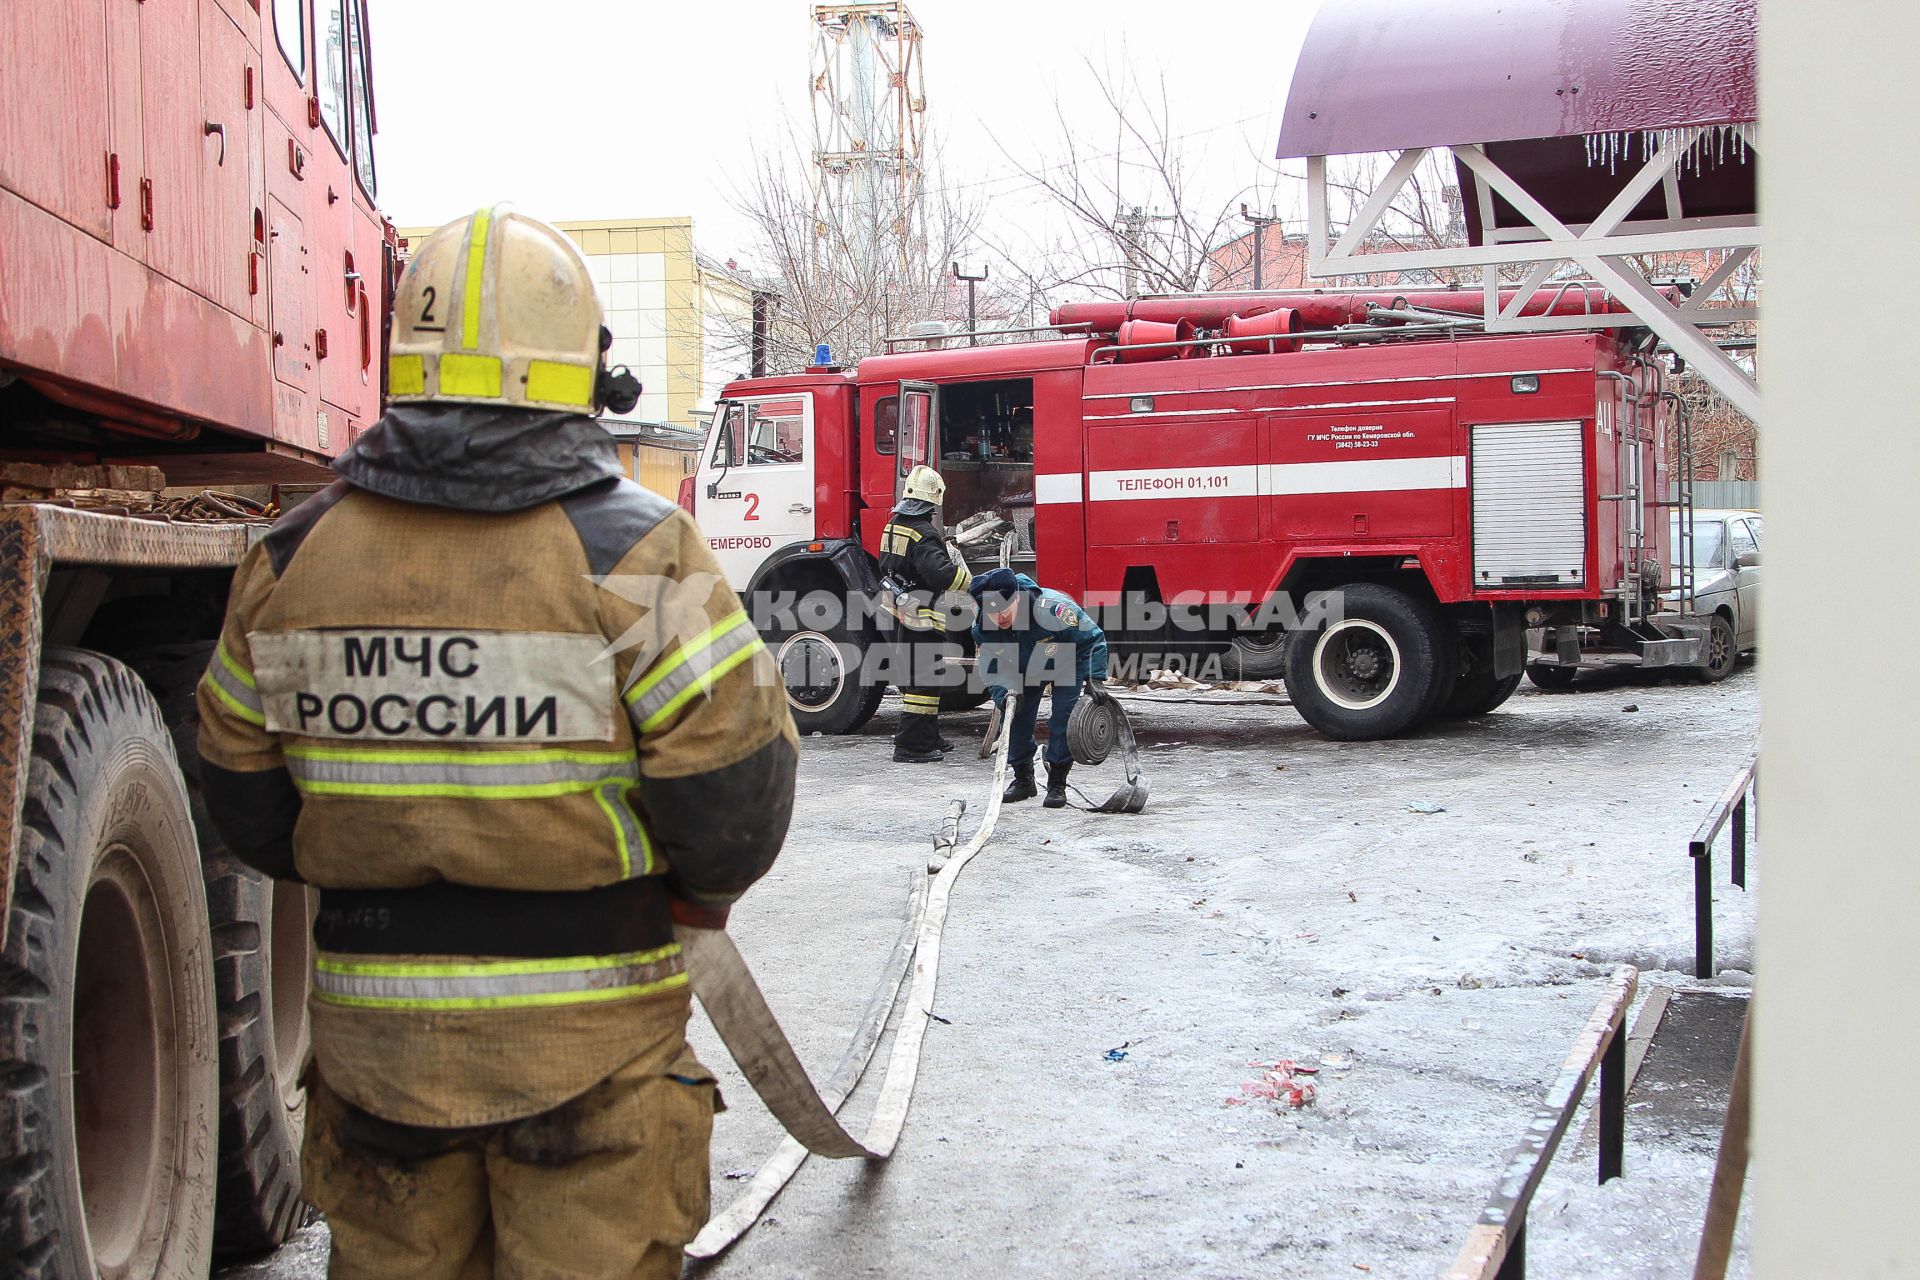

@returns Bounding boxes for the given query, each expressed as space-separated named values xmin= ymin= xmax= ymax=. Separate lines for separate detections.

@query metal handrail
xmin=1689 ymin=755 xmax=1759 ymax=978
xmin=1446 ymin=966 xmax=1638 ymax=1280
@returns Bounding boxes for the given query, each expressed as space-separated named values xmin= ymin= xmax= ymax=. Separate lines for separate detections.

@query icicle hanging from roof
xmin=1583 ymin=123 xmax=1755 ymax=176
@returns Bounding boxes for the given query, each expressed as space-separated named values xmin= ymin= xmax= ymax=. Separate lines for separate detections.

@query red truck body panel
xmin=0 ymin=0 xmax=389 ymax=471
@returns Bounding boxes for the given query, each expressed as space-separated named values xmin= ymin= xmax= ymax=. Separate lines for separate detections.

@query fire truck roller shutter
xmin=747 ymin=540 xmax=885 ymax=735
xmin=1283 ymin=582 xmax=1452 ymax=740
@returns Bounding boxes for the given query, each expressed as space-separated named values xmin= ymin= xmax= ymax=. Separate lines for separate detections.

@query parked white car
xmin=1663 ymin=508 xmax=1762 ymax=681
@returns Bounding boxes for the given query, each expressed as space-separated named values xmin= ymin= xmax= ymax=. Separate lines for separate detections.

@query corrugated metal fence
xmin=1690 ymin=480 xmax=1760 ymax=510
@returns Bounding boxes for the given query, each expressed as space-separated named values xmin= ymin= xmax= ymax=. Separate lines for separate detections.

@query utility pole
xmin=952 ymin=260 xmax=988 ymax=346
xmin=1117 ymin=205 xmax=1173 ymax=297
xmin=1240 ymin=204 xmax=1285 ymax=291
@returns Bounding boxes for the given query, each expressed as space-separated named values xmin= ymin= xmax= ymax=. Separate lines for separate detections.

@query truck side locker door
xmin=898 ymin=382 xmax=938 ymax=502
xmin=139 ymin=0 xmax=209 ymax=293
xmin=0 ymin=1 xmax=112 ymax=241
xmin=199 ymin=0 xmax=259 ymax=323
xmin=266 ymin=196 xmax=313 ymax=438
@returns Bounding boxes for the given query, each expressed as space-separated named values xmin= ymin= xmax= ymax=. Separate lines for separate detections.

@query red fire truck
xmin=690 ymin=289 xmax=1707 ymax=742
xmin=1 ymin=1 xmax=388 ymax=1273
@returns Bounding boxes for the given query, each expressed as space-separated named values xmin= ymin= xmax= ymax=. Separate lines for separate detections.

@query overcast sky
xmin=366 ymin=0 xmax=1319 ymax=265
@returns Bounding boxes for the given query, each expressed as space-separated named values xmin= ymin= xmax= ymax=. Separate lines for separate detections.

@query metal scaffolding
xmin=810 ymin=2 xmax=926 ymax=279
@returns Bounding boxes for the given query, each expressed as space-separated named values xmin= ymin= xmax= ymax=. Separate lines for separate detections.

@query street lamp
xmin=1240 ymin=204 xmax=1284 ymax=291
xmin=952 ymin=260 xmax=988 ymax=346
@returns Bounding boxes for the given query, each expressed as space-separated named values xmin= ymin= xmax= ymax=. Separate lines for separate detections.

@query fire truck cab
xmin=691 ymin=291 xmax=1706 ymax=742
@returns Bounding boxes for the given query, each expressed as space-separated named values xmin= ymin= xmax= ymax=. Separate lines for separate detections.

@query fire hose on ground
xmin=677 ymin=692 xmax=1025 ymax=1261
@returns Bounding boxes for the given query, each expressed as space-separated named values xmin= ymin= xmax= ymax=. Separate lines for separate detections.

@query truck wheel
xmin=772 ymin=627 xmax=871 ymax=735
xmin=846 ymin=682 xmax=887 ymax=733
xmin=126 ymin=644 xmax=314 ymax=1254
xmin=1220 ymin=629 xmax=1290 ymax=681
xmin=0 ymin=649 xmax=217 ymax=1279
xmin=1284 ymin=584 xmax=1445 ymax=740
xmin=1696 ymin=614 xmax=1738 ymax=683
xmin=1444 ymin=668 xmax=1525 ymax=717
xmin=940 ymin=687 xmax=992 ymax=713
xmin=1439 ymin=641 xmax=1520 ymax=718
xmin=1526 ymin=663 xmax=1579 ymax=691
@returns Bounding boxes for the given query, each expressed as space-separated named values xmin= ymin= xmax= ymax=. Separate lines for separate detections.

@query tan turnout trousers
xmin=302 ymin=1043 xmax=718 ymax=1280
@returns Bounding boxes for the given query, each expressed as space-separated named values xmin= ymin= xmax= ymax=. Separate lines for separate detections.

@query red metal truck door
xmin=138 ymin=0 xmax=209 ymax=294
xmin=1264 ymin=406 xmax=1460 ymax=542
xmin=267 ymin=196 xmax=314 ymax=439
xmin=1082 ymin=412 xmax=1259 ymax=549
xmin=897 ymin=382 xmax=937 ymax=502
xmin=198 ymin=0 xmax=259 ymax=322
xmin=0 ymin=1 xmax=112 ymax=241
xmin=693 ymin=396 xmax=818 ymax=591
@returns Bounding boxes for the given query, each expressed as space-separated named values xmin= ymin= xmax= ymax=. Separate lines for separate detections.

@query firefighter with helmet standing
xmin=880 ymin=464 xmax=972 ymax=762
xmin=194 ymin=205 xmax=798 ymax=1279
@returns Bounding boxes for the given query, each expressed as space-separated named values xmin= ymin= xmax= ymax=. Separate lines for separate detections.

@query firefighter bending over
xmin=195 ymin=206 xmax=798 ymax=1280
xmin=970 ymin=567 xmax=1110 ymax=807
xmin=879 ymin=464 xmax=972 ymax=762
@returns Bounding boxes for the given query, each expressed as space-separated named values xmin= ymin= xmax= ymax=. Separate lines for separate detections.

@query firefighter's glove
xmin=670 ymin=897 xmax=731 ymax=930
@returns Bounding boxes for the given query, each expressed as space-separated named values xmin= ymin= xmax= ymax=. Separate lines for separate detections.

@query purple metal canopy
xmin=1276 ymin=0 xmax=1756 ymax=160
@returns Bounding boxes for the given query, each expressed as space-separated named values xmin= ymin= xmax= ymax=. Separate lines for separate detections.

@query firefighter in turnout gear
xmin=970 ymin=568 xmax=1110 ymax=807
xmin=879 ymin=464 xmax=971 ymax=763
xmin=195 ymin=206 xmax=798 ymax=1280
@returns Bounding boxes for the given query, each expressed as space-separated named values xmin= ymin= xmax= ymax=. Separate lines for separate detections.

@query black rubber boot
xmin=1043 ymin=761 xmax=1071 ymax=808
xmin=935 ymin=735 xmax=957 ymax=752
xmin=894 ymin=710 xmax=943 ymax=763
xmin=894 ymin=745 xmax=942 ymax=763
xmin=890 ymin=702 xmax=944 ymax=759
xmin=1002 ymin=761 xmax=1037 ymax=803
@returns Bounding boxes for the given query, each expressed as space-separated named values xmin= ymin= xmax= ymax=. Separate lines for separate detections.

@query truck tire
xmin=1444 ymin=668 xmax=1525 ymax=717
xmin=0 ymin=649 xmax=217 ymax=1280
xmin=1439 ymin=642 xmax=1522 ymax=718
xmin=940 ymin=686 xmax=992 ymax=713
xmin=771 ymin=626 xmax=872 ymax=735
xmin=1526 ymin=663 xmax=1579 ymax=691
xmin=1220 ymin=629 xmax=1290 ymax=681
xmin=1695 ymin=613 xmax=1738 ymax=683
xmin=126 ymin=644 xmax=314 ymax=1254
xmin=846 ymin=681 xmax=887 ymax=733
xmin=1284 ymin=584 xmax=1445 ymax=740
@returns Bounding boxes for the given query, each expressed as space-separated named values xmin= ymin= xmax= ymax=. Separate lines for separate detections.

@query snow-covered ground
xmin=220 ymin=665 xmax=1758 ymax=1280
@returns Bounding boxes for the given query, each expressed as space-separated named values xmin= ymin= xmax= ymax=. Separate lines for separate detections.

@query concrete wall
xmin=1756 ymin=3 xmax=1920 ymax=1275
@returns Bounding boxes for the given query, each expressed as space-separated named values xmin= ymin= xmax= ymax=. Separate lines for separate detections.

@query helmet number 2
xmin=417 ymin=285 xmax=441 ymax=331
xmin=743 ymin=492 xmax=759 ymax=521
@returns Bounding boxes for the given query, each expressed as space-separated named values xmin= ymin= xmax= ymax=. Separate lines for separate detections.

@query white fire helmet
xmin=901 ymin=464 xmax=946 ymax=506
xmin=388 ymin=205 xmax=609 ymax=413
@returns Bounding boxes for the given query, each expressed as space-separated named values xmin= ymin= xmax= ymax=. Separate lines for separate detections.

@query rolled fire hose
xmin=1066 ymin=686 xmax=1120 ymax=765
xmin=682 ymin=694 xmax=1021 ymax=1259
xmin=1070 ymin=681 xmax=1150 ymax=814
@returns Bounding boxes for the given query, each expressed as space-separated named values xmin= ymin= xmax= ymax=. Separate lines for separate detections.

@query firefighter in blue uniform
xmin=969 ymin=567 xmax=1110 ymax=807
